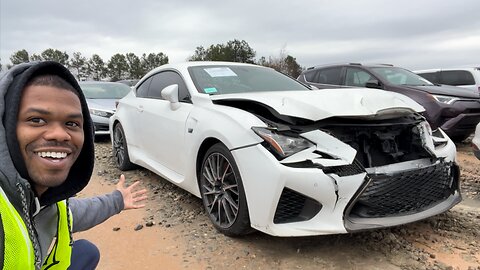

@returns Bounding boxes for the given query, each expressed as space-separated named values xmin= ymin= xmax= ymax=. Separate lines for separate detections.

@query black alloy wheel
xmin=112 ymin=123 xmax=135 ymax=171
xmin=199 ymin=143 xmax=252 ymax=236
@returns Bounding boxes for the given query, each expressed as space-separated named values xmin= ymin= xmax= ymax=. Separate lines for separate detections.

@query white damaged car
xmin=110 ymin=61 xmax=461 ymax=237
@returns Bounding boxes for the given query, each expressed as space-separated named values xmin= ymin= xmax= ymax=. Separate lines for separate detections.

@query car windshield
xmin=371 ymin=67 xmax=434 ymax=86
xmin=188 ymin=65 xmax=310 ymax=95
xmin=80 ymin=83 xmax=131 ymax=99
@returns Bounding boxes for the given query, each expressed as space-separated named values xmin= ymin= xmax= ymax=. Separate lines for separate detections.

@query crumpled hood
xmin=211 ymin=88 xmax=424 ymax=121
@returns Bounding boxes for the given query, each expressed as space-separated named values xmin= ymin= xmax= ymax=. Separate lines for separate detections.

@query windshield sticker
xmin=204 ymin=67 xmax=237 ymax=77
xmin=204 ymin=87 xmax=218 ymax=94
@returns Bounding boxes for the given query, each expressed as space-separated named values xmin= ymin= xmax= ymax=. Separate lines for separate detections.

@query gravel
xmin=94 ymin=139 xmax=480 ymax=269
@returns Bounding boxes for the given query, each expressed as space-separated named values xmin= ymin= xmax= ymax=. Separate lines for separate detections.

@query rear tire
xmin=112 ymin=123 xmax=135 ymax=171
xmin=199 ymin=143 xmax=253 ymax=236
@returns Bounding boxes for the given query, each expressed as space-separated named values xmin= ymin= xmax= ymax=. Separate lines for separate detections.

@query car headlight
xmin=432 ymin=95 xmax=459 ymax=105
xmin=89 ymin=108 xmax=113 ymax=118
xmin=252 ymin=127 xmax=314 ymax=159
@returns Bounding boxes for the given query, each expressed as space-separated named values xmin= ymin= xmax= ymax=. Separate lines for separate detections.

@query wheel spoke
xmin=207 ymin=194 xmax=220 ymax=215
xmin=202 ymin=167 xmax=215 ymax=186
xmin=220 ymin=162 xmax=231 ymax=183
xmin=221 ymin=196 xmax=236 ymax=224
xmin=223 ymin=190 xmax=239 ymax=213
xmin=223 ymin=184 xmax=238 ymax=196
xmin=207 ymin=156 xmax=218 ymax=180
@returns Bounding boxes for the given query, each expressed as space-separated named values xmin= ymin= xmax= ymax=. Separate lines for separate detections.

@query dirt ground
xmin=76 ymin=139 xmax=480 ymax=270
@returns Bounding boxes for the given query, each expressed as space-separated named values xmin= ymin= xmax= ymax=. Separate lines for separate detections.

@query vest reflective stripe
xmin=0 ymin=186 xmax=35 ymax=269
xmin=0 ymin=186 xmax=73 ymax=270
xmin=41 ymin=200 xmax=72 ymax=269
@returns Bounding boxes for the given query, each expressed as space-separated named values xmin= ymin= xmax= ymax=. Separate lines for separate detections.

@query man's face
xmin=16 ymin=84 xmax=84 ymax=195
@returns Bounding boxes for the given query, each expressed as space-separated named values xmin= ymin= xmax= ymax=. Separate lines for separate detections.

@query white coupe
xmin=110 ymin=61 xmax=461 ymax=237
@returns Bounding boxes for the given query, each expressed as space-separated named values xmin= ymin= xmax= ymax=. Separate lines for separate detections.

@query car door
xmin=136 ymin=70 xmax=193 ymax=177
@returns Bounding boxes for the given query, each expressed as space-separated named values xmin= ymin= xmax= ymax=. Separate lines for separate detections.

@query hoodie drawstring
xmin=17 ymin=182 xmax=42 ymax=269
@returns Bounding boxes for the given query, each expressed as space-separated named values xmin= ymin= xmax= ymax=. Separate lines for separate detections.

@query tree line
xmin=3 ymin=39 xmax=303 ymax=81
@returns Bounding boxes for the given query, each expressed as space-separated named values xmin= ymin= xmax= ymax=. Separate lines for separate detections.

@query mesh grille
xmin=94 ymin=123 xmax=109 ymax=131
xmin=274 ymin=188 xmax=321 ymax=224
xmin=350 ymin=161 xmax=455 ymax=218
xmin=323 ymin=159 xmax=365 ymax=176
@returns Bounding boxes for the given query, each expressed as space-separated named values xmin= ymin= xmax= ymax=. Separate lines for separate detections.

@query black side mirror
xmin=365 ymin=79 xmax=382 ymax=89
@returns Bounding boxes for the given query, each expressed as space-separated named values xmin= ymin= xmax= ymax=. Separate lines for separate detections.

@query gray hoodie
xmin=0 ymin=61 xmax=124 ymax=269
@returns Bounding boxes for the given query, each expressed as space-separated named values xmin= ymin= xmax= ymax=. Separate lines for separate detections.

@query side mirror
xmin=365 ymin=79 xmax=382 ymax=89
xmin=161 ymin=84 xmax=180 ymax=110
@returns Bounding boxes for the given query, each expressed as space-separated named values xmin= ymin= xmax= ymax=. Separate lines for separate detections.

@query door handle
xmin=137 ymin=105 xmax=144 ymax=112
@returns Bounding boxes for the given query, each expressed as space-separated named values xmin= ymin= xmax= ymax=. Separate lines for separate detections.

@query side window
xmin=345 ymin=68 xmax=372 ymax=87
xmin=303 ymin=70 xmax=317 ymax=82
xmin=440 ymin=70 xmax=475 ymax=86
xmin=147 ymin=71 xmax=191 ymax=102
xmin=136 ymin=77 xmax=152 ymax=98
xmin=417 ymin=72 xmax=438 ymax=84
xmin=313 ymin=68 xmax=342 ymax=85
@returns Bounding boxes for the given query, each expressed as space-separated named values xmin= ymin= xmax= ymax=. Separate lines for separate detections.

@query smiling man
xmin=0 ymin=61 xmax=147 ymax=270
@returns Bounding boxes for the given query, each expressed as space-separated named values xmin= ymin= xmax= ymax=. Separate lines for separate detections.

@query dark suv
xmin=298 ymin=63 xmax=480 ymax=141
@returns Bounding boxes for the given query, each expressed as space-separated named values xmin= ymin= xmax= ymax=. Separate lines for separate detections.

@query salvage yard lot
xmin=76 ymin=141 xmax=480 ymax=270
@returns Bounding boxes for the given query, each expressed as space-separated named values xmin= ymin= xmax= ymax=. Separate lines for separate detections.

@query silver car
xmin=79 ymin=81 xmax=131 ymax=136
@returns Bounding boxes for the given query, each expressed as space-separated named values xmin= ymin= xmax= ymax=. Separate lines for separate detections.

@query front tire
xmin=112 ymin=123 xmax=135 ymax=171
xmin=199 ymin=143 xmax=252 ymax=236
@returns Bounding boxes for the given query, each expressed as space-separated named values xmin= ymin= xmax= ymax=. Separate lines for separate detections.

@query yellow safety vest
xmin=0 ymin=186 xmax=72 ymax=270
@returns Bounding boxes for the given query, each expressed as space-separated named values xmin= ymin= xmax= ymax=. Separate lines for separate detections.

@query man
xmin=0 ymin=61 xmax=147 ymax=269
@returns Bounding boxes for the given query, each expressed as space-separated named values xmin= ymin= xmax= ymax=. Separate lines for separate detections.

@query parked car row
xmin=414 ymin=67 xmax=480 ymax=93
xmin=108 ymin=61 xmax=462 ymax=237
xmin=297 ymin=63 xmax=480 ymax=142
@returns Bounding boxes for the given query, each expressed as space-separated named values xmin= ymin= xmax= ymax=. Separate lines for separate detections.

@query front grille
xmin=273 ymin=188 xmax=321 ymax=224
xmin=348 ymin=161 xmax=457 ymax=218
xmin=94 ymin=123 xmax=109 ymax=131
xmin=323 ymin=159 xmax=365 ymax=176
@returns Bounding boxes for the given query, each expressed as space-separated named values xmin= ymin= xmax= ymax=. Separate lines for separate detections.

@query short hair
xmin=25 ymin=74 xmax=79 ymax=96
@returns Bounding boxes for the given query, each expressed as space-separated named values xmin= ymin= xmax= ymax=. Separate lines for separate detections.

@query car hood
xmin=86 ymin=98 xmax=117 ymax=111
xmin=407 ymin=84 xmax=479 ymax=98
xmin=210 ymin=89 xmax=424 ymax=122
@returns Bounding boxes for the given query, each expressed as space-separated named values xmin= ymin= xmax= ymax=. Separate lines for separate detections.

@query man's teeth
xmin=37 ymin=152 xmax=67 ymax=158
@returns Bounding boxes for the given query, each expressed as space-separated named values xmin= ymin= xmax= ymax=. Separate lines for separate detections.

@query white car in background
xmin=473 ymin=122 xmax=480 ymax=160
xmin=110 ymin=61 xmax=461 ymax=237
xmin=415 ymin=67 xmax=480 ymax=93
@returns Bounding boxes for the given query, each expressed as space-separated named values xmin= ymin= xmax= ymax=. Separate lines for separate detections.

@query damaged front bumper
xmin=231 ymin=126 xmax=459 ymax=237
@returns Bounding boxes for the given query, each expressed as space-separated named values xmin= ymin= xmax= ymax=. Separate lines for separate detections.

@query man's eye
xmin=29 ymin=118 xmax=46 ymax=124
xmin=66 ymin=121 xmax=81 ymax=128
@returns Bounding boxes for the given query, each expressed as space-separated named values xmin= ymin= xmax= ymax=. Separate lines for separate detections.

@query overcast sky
xmin=1 ymin=0 xmax=479 ymax=71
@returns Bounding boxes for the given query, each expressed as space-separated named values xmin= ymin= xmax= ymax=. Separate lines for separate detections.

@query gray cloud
xmin=1 ymin=0 xmax=479 ymax=70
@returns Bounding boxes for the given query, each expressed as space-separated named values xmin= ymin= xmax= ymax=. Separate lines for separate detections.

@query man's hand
xmin=116 ymin=174 xmax=148 ymax=210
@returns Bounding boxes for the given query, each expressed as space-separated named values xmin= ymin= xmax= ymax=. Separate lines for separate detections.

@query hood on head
xmin=0 ymin=61 xmax=94 ymax=206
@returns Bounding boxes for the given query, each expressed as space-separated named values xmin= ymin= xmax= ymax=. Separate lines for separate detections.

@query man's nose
xmin=44 ymin=123 xmax=71 ymax=141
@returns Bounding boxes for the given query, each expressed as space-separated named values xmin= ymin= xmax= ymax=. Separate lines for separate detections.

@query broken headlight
xmin=252 ymin=127 xmax=314 ymax=159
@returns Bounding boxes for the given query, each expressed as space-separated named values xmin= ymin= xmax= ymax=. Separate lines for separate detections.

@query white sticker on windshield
xmin=204 ymin=67 xmax=237 ymax=77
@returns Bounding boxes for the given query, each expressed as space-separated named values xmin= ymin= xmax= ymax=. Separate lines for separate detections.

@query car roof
xmin=149 ymin=61 xmax=262 ymax=71
xmin=306 ymin=63 xmax=395 ymax=70
xmin=414 ymin=67 xmax=480 ymax=73
xmin=79 ymin=81 xmax=123 ymax=84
